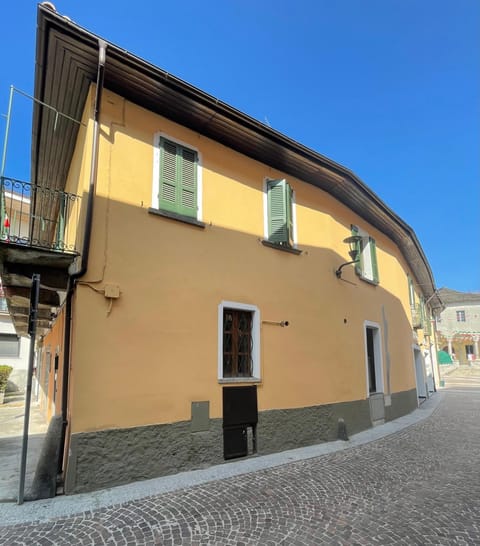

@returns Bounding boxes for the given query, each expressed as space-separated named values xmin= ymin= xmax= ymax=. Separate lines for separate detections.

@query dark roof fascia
xmin=33 ymin=4 xmax=440 ymax=306
xmin=32 ymin=4 xmax=48 ymax=192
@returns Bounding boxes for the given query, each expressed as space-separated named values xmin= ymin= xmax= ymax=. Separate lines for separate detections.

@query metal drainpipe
xmin=57 ymin=39 xmax=107 ymax=481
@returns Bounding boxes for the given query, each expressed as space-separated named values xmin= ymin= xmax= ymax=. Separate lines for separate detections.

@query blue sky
xmin=1 ymin=1 xmax=479 ymax=292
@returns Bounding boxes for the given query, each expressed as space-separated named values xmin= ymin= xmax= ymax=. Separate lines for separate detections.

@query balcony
xmin=0 ymin=177 xmax=82 ymax=336
xmin=0 ymin=177 xmax=81 ymax=252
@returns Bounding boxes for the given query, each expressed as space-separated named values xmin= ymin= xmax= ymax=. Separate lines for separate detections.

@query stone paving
xmin=0 ymin=398 xmax=47 ymax=502
xmin=0 ymin=380 xmax=479 ymax=544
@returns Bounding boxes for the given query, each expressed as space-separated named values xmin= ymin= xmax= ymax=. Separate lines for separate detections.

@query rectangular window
xmin=0 ymin=333 xmax=20 ymax=357
xmin=456 ymin=310 xmax=466 ymax=322
xmin=218 ymin=301 xmax=260 ymax=381
xmin=266 ymin=179 xmax=294 ymax=247
xmin=158 ymin=137 xmax=198 ymax=218
xmin=223 ymin=309 xmax=253 ymax=378
xmin=352 ymin=225 xmax=379 ymax=283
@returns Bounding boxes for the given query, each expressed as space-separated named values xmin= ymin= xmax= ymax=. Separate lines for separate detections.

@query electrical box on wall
xmin=104 ymin=284 xmax=120 ymax=298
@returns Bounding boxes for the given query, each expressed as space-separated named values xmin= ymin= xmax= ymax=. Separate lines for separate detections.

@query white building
xmin=0 ymin=287 xmax=30 ymax=392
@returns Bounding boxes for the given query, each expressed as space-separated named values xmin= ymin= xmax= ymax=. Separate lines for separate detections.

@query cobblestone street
xmin=1 ymin=375 xmax=479 ymax=545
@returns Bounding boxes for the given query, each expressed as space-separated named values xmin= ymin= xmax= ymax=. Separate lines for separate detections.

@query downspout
xmin=76 ymin=39 xmax=108 ymax=278
xmin=57 ymin=39 xmax=107 ymax=481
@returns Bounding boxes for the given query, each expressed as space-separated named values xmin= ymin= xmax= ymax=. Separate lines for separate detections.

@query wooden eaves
xmin=32 ymin=3 xmax=443 ymax=311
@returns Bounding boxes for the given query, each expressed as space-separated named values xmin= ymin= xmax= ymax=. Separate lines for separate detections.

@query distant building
xmin=436 ymin=288 xmax=480 ymax=364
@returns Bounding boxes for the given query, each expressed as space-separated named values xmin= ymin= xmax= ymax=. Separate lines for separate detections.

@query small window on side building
xmin=0 ymin=333 xmax=20 ymax=357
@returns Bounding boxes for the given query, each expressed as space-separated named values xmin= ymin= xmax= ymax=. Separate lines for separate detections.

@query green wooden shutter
xmin=351 ymin=225 xmax=362 ymax=275
xmin=159 ymin=138 xmax=178 ymax=211
xmin=159 ymin=138 xmax=197 ymax=218
xmin=420 ymin=297 xmax=425 ymax=328
xmin=408 ymin=276 xmax=415 ymax=307
xmin=287 ymin=183 xmax=293 ymax=245
xmin=178 ymin=146 xmax=197 ymax=216
xmin=370 ymin=237 xmax=379 ymax=283
xmin=424 ymin=309 xmax=432 ymax=335
xmin=267 ymin=179 xmax=292 ymax=245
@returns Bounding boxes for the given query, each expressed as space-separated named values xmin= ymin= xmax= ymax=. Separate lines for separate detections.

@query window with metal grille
xmin=218 ymin=302 xmax=260 ymax=382
xmin=456 ymin=310 xmax=466 ymax=322
xmin=223 ymin=309 xmax=253 ymax=378
xmin=0 ymin=333 xmax=20 ymax=357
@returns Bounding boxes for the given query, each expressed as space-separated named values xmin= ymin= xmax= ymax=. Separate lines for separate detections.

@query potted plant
xmin=0 ymin=365 xmax=13 ymax=404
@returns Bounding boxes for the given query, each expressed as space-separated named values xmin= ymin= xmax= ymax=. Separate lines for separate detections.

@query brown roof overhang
xmin=32 ymin=4 xmax=442 ymax=310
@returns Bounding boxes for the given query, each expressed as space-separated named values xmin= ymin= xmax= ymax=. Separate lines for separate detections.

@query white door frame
xmin=423 ymin=344 xmax=434 ymax=393
xmin=413 ymin=345 xmax=427 ymax=401
xmin=363 ymin=321 xmax=384 ymax=397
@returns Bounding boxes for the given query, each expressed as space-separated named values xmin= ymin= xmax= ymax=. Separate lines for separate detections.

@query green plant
xmin=0 ymin=365 xmax=13 ymax=392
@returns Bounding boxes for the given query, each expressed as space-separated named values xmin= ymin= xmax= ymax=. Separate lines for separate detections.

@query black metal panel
xmin=223 ymin=426 xmax=247 ymax=460
xmin=222 ymin=386 xmax=258 ymax=427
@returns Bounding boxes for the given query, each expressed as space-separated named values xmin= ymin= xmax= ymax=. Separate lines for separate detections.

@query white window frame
xmin=218 ymin=300 xmax=261 ymax=382
xmin=0 ymin=333 xmax=20 ymax=357
xmin=412 ymin=344 xmax=427 ymax=400
xmin=262 ymin=178 xmax=298 ymax=248
xmin=152 ymin=131 xmax=203 ymax=221
xmin=363 ymin=320 xmax=384 ymax=396
xmin=354 ymin=225 xmax=377 ymax=283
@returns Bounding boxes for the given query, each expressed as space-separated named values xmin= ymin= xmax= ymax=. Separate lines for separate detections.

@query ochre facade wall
xmin=38 ymin=307 xmax=65 ymax=421
xmin=66 ymin=88 xmax=421 ymax=434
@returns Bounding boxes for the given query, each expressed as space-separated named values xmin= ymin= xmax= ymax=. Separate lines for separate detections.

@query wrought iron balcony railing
xmin=0 ymin=176 xmax=81 ymax=253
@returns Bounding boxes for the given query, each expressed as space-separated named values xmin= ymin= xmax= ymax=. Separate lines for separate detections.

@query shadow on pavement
xmin=0 ymin=399 xmax=48 ymax=502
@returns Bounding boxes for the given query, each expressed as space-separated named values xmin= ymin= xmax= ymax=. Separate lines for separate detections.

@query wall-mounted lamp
xmin=335 ymin=235 xmax=362 ymax=278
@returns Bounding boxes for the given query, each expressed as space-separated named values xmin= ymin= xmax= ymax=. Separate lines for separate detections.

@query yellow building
xmin=0 ymin=5 xmax=443 ymax=496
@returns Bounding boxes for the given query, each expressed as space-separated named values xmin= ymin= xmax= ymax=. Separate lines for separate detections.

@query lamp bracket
xmin=335 ymin=235 xmax=362 ymax=279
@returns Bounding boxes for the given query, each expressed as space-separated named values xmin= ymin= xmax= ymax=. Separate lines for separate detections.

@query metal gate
xmin=223 ymin=386 xmax=258 ymax=460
